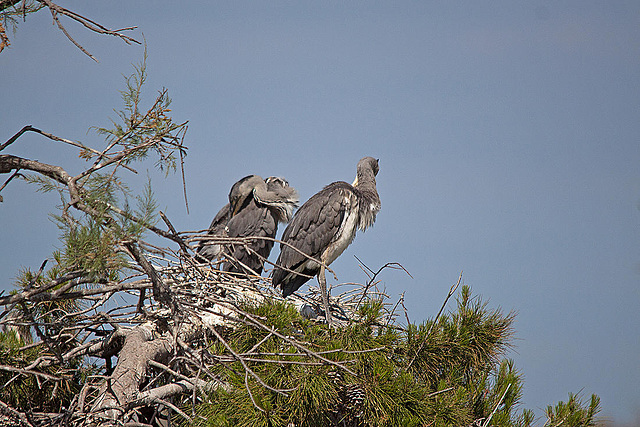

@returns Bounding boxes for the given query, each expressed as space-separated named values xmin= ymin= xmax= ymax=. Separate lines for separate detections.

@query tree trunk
xmin=91 ymin=324 xmax=173 ymax=423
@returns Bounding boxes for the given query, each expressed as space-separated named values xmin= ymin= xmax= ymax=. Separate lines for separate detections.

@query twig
xmin=42 ymin=0 xmax=98 ymax=62
xmin=245 ymin=371 xmax=265 ymax=412
xmin=123 ymin=241 xmax=174 ymax=311
xmin=37 ymin=0 xmax=140 ymax=61
xmin=0 ymin=279 xmax=150 ymax=307
xmin=148 ymin=360 xmax=198 ymax=385
xmin=354 ymin=257 xmax=412 ymax=308
xmin=385 ymin=292 xmax=404 ymax=328
xmin=0 ymin=168 xmax=22 ymax=200
xmin=247 ymin=331 xmax=274 ymax=354
xmin=159 ymin=211 xmax=192 ymax=257
xmin=216 ymin=299 xmax=358 ymax=376
xmin=427 ymin=386 xmax=454 ymax=398
xmin=400 ymin=296 xmax=410 ymax=326
xmin=0 ymin=125 xmax=33 ymax=151
xmin=153 ymin=398 xmax=192 ymax=423
xmin=0 ymin=399 xmax=34 ymax=427
xmin=0 ymin=364 xmax=63 ymax=381
xmin=207 ymin=320 xmax=289 ymax=396
xmin=482 ymin=383 xmax=511 ymax=427
xmin=178 ymin=126 xmax=189 ymax=214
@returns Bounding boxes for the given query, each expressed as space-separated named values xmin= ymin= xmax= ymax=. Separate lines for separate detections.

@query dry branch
xmin=1 ymin=0 xmax=140 ymax=61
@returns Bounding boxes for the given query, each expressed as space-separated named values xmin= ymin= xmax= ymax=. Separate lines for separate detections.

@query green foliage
xmin=16 ymin=54 xmax=181 ymax=282
xmin=407 ymin=285 xmax=515 ymax=388
xmin=92 ymin=46 xmax=187 ymax=175
xmin=59 ymin=217 xmax=124 ymax=279
xmin=7 ymin=265 xmax=84 ymax=355
xmin=124 ymin=175 xmax=160 ymax=237
xmin=1 ymin=1 xmax=44 ymax=34
xmin=545 ymin=393 xmax=601 ymax=427
xmin=0 ymin=327 xmax=91 ymax=415
xmin=186 ymin=287 xmax=564 ymax=427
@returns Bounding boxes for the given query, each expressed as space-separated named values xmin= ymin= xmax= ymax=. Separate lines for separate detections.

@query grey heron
xmin=197 ymin=175 xmax=299 ymax=275
xmin=272 ymin=157 xmax=381 ymax=325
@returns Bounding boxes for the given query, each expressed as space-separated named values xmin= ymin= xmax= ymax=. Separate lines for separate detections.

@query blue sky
xmin=1 ymin=1 xmax=639 ymax=424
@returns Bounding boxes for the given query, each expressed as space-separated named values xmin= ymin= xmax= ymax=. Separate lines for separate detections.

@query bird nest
xmin=146 ymin=247 xmax=395 ymax=333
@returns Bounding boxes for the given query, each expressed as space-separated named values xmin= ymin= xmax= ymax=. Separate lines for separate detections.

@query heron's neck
xmin=354 ymin=169 xmax=380 ymax=230
xmin=354 ymin=169 xmax=377 ymax=191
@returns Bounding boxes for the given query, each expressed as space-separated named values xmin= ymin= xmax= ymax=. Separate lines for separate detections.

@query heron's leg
xmin=318 ymin=265 xmax=333 ymax=326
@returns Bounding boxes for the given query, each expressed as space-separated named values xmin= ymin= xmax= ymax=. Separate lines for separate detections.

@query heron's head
xmin=228 ymin=175 xmax=264 ymax=218
xmin=265 ymin=176 xmax=289 ymax=191
xmin=259 ymin=176 xmax=300 ymax=222
xmin=353 ymin=157 xmax=379 ymax=186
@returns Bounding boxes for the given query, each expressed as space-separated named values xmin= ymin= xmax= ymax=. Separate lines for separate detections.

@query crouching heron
xmin=197 ymin=175 xmax=299 ymax=275
xmin=272 ymin=157 xmax=381 ymax=325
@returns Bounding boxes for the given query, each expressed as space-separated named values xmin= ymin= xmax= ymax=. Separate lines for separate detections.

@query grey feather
xmin=195 ymin=203 xmax=229 ymax=261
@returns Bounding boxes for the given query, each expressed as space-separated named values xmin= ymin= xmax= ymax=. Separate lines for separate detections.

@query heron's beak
xmin=230 ymin=193 xmax=249 ymax=218
xmin=231 ymin=203 xmax=242 ymax=217
xmin=352 ymin=176 xmax=359 ymax=186
xmin=229 ymin=201 xmax=240 ymax=218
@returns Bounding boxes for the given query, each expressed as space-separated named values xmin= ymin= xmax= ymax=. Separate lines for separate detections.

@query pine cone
xmin=345 ymin=383 xmax=366 ymax=417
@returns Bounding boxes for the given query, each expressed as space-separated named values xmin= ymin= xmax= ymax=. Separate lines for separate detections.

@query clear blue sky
xmin=1 ymin=2 xmax=639 ymax=424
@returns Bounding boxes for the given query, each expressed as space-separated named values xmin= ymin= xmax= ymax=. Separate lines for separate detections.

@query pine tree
xmin=0 ymin=58 xmax=602 ymax=426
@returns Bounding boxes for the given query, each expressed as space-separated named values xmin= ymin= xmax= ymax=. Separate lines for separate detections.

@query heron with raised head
xmin=197 ymin=175 xmax=299 ymax=275
xmin=272 ymin=156 xmax=381 ymax=325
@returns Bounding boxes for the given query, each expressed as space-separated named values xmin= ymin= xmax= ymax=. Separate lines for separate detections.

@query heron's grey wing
xmin=273 ymin=182 xmax=351 ymax=292
xmin=196 ymin=203 xmax=230 ymax=260
xmin=207 ymin=203 xmax=230 ymax=233
xmin=224 ymin=198 xmax=278 ymax=274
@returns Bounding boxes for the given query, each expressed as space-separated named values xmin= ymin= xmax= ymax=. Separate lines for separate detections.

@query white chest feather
xmin=324 ymin=201 xmax=359 ymax=265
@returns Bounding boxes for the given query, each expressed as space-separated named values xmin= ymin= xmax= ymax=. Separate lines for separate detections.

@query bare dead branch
xmin=5 ymin=0 xmax=141 ymax=62
xmin=0 ymin=153 xmax=72 ymax=185
xmin=0 ymin=364 xmax=62 ymax=381
xmin=354 ymin=256 xmax=413 ymax=308
xmin=0 ymin=398 xmax=34 ymax=427
xmin=123 ymin=241 xmax=173 ymax=310
xmin=0 ymin=125 xmax=34 ymax=152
